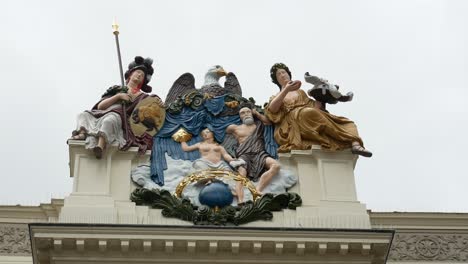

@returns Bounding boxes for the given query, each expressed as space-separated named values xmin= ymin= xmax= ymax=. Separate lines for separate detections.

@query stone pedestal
xmin=62 ymin=142 xmax=370 ymax=229
xmin=60 ymin=141 xmax=149 ymax=224
xmin=283 ymin=147 xmax=371 ymax=229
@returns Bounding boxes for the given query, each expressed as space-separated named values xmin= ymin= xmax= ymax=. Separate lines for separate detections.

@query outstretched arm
xmin=226 ymin=124 xmax=236 ymax=134
xmin=267 ymin=90 xmax=288 ymax=114
xmin=181 ymin=142 xmax=200 ymax=152
xmin=221 ymin=146 xmax=234 ymax=162
xmin=252 ymin=109 xmax=272 ymax=125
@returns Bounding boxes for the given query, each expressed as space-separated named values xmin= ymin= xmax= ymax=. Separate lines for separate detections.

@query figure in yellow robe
xmin=265 ymin=63 xmax=372 ymax=157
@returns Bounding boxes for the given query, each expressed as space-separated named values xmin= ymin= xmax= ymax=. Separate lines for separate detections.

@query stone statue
xmin=131 ymin=65 xmax=296 ymax=206
xmin=177 ymin=126 xmax=238 ymax=171
xmin=304 ymin=72 xmax=353 ymax=106
xmin=265 ymin=63 xmax=372 ymax=157
xmin=150 ymin=65 xmax=248 ymax=186
xmin=70 ymin=56 xmax=164 ymax=158
xmin=226 ymin=105 xmax=280 ymax=203
xmin=164 ymin=65 xmax=242 ymax=106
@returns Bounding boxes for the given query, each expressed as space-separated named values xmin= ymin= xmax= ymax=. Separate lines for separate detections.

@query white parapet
xmin=62 ymin=141 xmax=370 ymax=229
xmin=242 ymin=147 xmax=371 ymax=229
xmin=282 ymin=147 xmax=371 ymax=229
xmin=61 ymin=140 xmax=149 ymax=224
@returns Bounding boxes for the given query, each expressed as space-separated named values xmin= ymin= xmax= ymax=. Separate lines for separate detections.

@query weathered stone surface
xmin=389 ymin=233 xmax=468 ymax=262
xmin=0 ymin=224 xmax=30 ymax=256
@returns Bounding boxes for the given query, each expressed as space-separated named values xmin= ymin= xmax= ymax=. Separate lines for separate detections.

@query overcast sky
xmin=1 ymin=0 xmax=467 ymax=212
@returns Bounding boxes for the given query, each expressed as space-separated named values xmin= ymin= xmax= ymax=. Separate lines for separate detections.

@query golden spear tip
xmin=112 ymin=18 xmax=119 ymax=34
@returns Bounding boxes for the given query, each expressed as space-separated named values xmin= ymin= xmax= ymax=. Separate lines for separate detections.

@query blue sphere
xmin=198 ymin=181 xmax=233 ymax=208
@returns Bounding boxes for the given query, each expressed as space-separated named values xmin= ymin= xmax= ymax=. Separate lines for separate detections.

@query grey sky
xmin=1 ymin=0 xmax=467 ymax=212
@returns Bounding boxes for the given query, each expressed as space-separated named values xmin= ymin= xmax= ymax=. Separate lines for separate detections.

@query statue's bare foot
xmin=351 ymin=143 xmax=373 ymax=158
xmin=93 ymin=146 xmax=103 ymax=159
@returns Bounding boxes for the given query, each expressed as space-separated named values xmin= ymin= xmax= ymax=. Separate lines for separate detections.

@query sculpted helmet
xmin=124 ymin=56 xmax=154 ymax=93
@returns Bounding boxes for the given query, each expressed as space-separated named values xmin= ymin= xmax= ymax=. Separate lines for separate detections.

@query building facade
xmin=0 ymin=142 xmax=466 ymax=264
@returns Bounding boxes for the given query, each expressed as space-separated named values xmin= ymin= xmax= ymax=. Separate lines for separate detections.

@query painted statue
xmin=179 ymin=126 xmax=239 ymax=171
xmin=226 ymin=105 xmax=280 ymax=203
xmin=164 ymin=65 xmax=241 ymax=105
xmin=149 ymin=65 xmax=251 ymax=186
xmin=70 ymin=56 xmax=165 ymax=158
xmin=265 ymin=63 xmax=372 ymax=157
xmin=130 ymin=65 xmax=296 ymax=206
xmin=304 ymin=72 xmax=353 ymax=107
xmin=128 ymin=64 xmax=301 ymax=225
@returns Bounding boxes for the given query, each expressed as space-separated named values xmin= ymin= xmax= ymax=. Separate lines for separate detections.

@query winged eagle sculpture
xmin=165 ymin=65 xmax=242 ymax=105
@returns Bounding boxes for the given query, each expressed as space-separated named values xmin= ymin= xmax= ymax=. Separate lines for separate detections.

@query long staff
xmin=112 ymin=19 xmax=129 ymax=138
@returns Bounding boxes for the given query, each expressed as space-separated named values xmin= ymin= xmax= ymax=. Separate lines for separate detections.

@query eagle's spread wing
xmin=223 ymin=72 xmax=242 ymax=96
xmin=165 ymin=73 xmax=196 ymax=105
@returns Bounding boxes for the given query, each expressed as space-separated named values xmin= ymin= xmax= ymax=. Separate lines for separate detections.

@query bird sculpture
xmin=165 ymin=65 xmax=242 ymax=105
xmin=304 ymin=72 xmax=353 ymax=104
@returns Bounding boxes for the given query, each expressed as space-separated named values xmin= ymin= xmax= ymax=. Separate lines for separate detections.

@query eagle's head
xmin=208 ymin=65 xmax=227 ymax=77
xmin=204 ymin=65 xmax=228 ymax=86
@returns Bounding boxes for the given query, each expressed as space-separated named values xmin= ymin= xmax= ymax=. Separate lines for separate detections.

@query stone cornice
xmin=2 ymin=201 xmax=467 ymax=230
xmin=30 ymin=223 xmax=393 ymax=264
xmin=2 ymin=202 xmax=468 ymax=230
xmin=0 ymin=199 xmax=63 ymax=223
xmin=369 ymin=211 xmax=468 ymax=230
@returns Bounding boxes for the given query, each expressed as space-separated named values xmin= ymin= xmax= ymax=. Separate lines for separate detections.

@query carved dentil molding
xmin=0 ymin=224 xmax=31 ymax=255
xmin=389 ymin=233 xmax=468 ymax=261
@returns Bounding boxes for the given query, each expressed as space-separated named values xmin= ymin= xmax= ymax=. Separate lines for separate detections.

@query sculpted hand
xmin=118 ymin=93 xmax=132 ymax=103
xmin=252 ymin=109 xmax=260 ymax=117
xmin=229 ymin=159 xmax=246 ymax=168
xmin=284 ymin=80 xmax=302 ymax=92
xmin=172 ymin=128 xmax=192 ymax=143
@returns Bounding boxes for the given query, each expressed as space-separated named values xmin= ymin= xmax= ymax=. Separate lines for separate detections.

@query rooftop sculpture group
xmin=69 ymin=56 xmax=372 ymax=223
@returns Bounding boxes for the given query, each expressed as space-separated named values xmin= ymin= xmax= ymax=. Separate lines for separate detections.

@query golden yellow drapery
xmin=265 ymin=90 xmax=364 ymax=153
